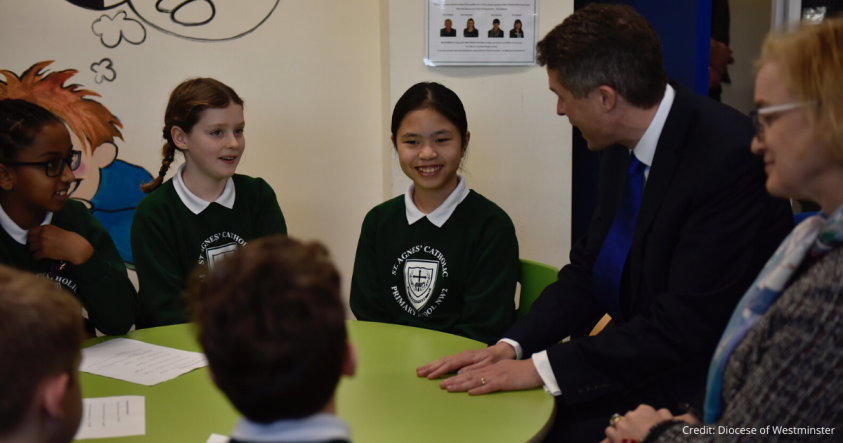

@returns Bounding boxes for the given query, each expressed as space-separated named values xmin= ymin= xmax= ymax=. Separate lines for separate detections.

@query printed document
xmin=81 ymin=338 xmax=208 ymax=386
xmin=75 ymin=396 xmax=145 ymax=439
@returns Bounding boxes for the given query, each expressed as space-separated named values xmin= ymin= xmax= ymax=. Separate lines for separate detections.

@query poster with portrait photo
xmin=425 ymin=0 xmax=538 ymax=66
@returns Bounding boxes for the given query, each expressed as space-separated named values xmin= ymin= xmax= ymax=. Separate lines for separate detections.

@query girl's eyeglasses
xmin=2 ymin=150 xmax=82 ymax=177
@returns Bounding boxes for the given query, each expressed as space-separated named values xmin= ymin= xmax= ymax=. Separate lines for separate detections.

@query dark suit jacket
xmin=440 ymin=28 xmax=456 ymax=37
xmin=510 ymin=29 xmax=524 ymax=38
xmin=504 ymin=82 xmax=793 ymax=408
xmin=464 ymin=28 xmax=478 ymax=37
xmin=488 ymin=28 xmax=504 ymax=37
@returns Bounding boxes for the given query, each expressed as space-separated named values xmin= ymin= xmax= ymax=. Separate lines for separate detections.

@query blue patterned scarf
xmin=704 ymin=203 xmax=843 ymax=423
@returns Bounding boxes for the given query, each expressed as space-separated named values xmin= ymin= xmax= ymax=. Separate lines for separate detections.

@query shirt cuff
xmin=532 ymin=350 xmax=562 ymax=396
xmin=497 ymin=338 xmax=522 ymax=360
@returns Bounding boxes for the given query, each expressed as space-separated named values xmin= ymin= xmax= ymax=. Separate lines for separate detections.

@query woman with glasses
xmin=602 ymin=17 xmax=843 ymax=443
xmin=0 ymin=99 xmax=137 ymax=336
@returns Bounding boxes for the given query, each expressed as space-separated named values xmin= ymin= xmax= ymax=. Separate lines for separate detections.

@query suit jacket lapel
xmin=628 ymin=84 xmax=693 ymax=304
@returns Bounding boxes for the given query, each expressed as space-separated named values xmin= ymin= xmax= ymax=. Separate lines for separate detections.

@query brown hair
xmin=141 ymin=78 xmax=244 ymax=193
xmin=758 ymin=17 xmax=843 ymax=162
xmin=537 ymin=4 xmax=667 ymax=109
xmin=0 ymin=265 xmax=84 ymax=434
xmin=0 ymin=60 xmax=122 ymax=156
xmin=186 ymin=236 xmax=347 ymax=422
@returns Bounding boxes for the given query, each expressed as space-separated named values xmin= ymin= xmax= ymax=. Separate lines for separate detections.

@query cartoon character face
xmin=66 ymin=0 xmax=279 ymax=41
xmin=65 ymin=124 xmax=117 ymax=207
xmin=129 ymin=0 xmax=279 ymax=41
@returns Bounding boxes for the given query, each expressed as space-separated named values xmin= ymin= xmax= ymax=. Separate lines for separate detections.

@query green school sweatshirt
xmin=131 ymin=174 xmax=286 ymax=327
xmin=0 ymin=199 xmax=138 ymax=335
xmin=350 ymin=190 xmax=518 ymax=343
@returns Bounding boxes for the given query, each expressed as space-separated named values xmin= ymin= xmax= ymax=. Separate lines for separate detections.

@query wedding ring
xmin=610 ymin=413 xmax=624 ymax=427
xmin=481 ymin=377 xmax=487 ymax=385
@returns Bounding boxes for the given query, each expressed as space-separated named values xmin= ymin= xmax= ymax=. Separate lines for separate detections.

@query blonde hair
xmin=0 ymin=61 xmax=123 ymax=156
xmin=758 ymin=17 xmax=843 ymax=162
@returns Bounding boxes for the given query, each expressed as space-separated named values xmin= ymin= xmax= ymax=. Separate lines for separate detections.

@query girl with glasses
xmin=132 ymin=78 xmax=287 ymax=328
xmin=350 ymin=82 xmax=519 ymax=343
xmin=603 ymin=17 xmax=843 ymax=443
xmin=0 ymin=99 xmax=137 ymax=336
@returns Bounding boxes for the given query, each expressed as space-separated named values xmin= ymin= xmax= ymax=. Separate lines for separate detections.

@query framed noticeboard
xmin=425 ymin=0 xmax=539 ymax=66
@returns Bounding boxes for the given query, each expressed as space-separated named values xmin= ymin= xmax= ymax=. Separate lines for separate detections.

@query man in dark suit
xmin=440 ymin=19 xmax=456 ymax=37
xmin=417 ymin=5 xmax=793 ymax=442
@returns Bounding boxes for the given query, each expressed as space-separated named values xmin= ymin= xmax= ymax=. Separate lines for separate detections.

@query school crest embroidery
xmin=404 ymin=259 xmax=439 ymax=310
xmin=205 ymin=242 xmax=238 ymax=271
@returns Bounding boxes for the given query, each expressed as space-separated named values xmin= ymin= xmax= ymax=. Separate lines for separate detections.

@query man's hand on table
xmin=416 ymin=341 xmax=516 ymax=379
xmin=416 ymin=342 xmax=543 ymax=395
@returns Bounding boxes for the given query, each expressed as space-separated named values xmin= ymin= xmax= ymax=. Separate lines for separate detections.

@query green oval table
xmin=76 ymin=320 xmax=554 ymax=443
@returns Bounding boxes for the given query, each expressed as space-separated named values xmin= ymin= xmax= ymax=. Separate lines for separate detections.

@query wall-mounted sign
xmin=425 ymin=0 xmax=539 ymax=66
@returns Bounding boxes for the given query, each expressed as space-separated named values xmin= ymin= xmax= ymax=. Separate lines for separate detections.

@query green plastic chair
xmin=516 ymin=259 xmax=559 ymax=319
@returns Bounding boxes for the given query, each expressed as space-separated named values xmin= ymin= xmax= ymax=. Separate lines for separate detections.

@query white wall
xmin=0 ymin=0 xmax=574 ymax=315
xmin=722 ymin=0 xmax=773 ymax=114
xmin=0 ymin=0 xmax=388 ymax=314
xmin=388 ymin=0 xmax=575 ymax=269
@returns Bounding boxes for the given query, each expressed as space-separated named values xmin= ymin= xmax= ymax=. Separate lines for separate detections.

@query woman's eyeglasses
xmin=749 ymin=102 xmax=815 ymax=141
xmin=2 ymin=150 xmax=82 ymax=177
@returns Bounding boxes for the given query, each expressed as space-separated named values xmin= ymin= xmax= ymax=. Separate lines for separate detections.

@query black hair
xmin=514 ymin=19 xmax=522 ymax=28
xmin=493 ymin=18 xmax=500 ymax=24
xmin=390 ymin=82 xmax=468 ymax=149
xmin=0 ymin=99 xmax=62 ymax=162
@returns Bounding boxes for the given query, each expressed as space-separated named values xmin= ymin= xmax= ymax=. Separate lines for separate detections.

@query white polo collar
xmin=405 ymin=176 xmax=470 ymax=228
xmin=0 ymin=202 xmax=52 ymax=245
xmin=231 ymin=413 xmax=351 ymax=442
xmin=173 ymin=163 xmax=236 ymax=215
xmin=632 ymin=84 xmax=675 ymax=170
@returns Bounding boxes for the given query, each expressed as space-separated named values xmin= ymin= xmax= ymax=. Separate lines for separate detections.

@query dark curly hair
xmin=0 ymin=99 xmax=63 ymax=162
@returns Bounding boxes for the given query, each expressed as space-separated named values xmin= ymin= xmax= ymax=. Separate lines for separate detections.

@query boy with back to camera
xmin=0 ymin=265 xmax=85 ymax=443
xmin=187 ymin=235 xmax=356 ymax=443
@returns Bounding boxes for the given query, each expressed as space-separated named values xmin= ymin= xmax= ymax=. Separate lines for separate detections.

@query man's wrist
xmin=495 ymin=341 xmax=517 ymax=359
xmin=495 ymin=339 xmax=520 ymax=359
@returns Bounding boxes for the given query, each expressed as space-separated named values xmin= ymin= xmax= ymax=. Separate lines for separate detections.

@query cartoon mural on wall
xmin=0 ymin=61 xmax=153 ymax=264
xmin=66 ymin=0 xmax=279 ymax=43
xmin=0 ymin=1 xmax=280 ymax=265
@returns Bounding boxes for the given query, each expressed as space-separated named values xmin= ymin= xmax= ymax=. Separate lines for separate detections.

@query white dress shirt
xmin=502 ymin=84 xmax=676 ymax=396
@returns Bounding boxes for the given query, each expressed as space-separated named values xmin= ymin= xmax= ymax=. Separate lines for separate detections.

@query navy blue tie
xmin=592 ymin=152 xmax=646 ymax=325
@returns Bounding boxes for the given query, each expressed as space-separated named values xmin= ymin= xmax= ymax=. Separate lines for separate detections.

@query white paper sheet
xmin=81 ymin=338 xmax=208 ymax=386
xmin=206 ymin=434 xmax=231 ymax=443
xmin=75 ymin=396 xmax=145 ymax=440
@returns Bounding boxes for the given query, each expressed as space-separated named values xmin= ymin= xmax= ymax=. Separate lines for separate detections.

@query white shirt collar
xmin=173 ymin=163 xmax=236 ymax=215
xmin=632 ymin=84 xmax=675 ymax=170
xmin=0 ymin=202 xmax=52 ymax=245
xmin=231 ymin=413 xmax=351 ymax=442
xmin=405 ymin=176 xmax=470 ymax=228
